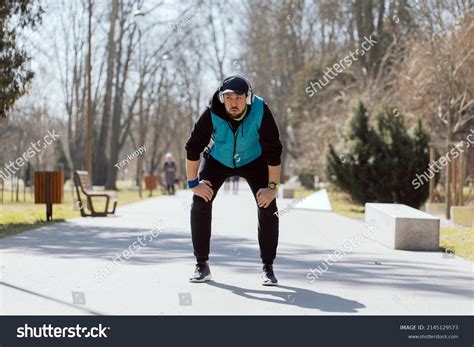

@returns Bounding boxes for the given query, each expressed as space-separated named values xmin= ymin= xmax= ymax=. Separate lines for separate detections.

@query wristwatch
xmin=268 ymin=181 xmax=279 ymax=190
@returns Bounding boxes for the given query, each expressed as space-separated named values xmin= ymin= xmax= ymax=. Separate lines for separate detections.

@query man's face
xmin=223 ymin=92 xmax=246 ymax=118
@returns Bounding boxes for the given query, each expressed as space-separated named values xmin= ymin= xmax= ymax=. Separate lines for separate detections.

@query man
xmin=185 ymin=75 xmax=283 ymax=286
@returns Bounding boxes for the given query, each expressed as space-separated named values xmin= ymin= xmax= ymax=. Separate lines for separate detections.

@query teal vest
xmin=210 ymin=95 xmax=264 ymax=168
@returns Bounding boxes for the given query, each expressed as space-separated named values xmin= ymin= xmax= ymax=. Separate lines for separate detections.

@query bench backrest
xmin=74 ymin=170 xmax=92 ymax=192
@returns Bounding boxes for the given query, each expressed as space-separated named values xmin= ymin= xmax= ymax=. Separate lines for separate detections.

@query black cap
xmin=220 ymin=76 xmax=249 ymax=95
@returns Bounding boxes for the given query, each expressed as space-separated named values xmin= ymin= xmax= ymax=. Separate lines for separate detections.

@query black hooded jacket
xmin=185 ymin=90 xmax=283 ymax=166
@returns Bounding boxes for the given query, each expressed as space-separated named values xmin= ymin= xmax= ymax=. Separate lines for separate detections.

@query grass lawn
xmin=295 ymin=185 xmax=473 ymax=261
xmin=440 ymin=226 xmax=473 ymax=261
xmin=0 ymin=185 xmax=162 ymax=239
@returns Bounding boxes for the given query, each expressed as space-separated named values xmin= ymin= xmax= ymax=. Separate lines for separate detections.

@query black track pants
xmin=190 ymin=154 xmax=279 ymax=264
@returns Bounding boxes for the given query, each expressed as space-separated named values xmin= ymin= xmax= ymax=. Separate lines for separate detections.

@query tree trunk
xmin=105 ymin=9 xmax=134 ymax=190
xmin=94 ymin=0 xmax=118 ymax=185
xmin=445 ymin=107 xmax=453 ymax=219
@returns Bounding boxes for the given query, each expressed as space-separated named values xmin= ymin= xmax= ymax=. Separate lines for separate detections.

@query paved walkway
xmin=0 ymin=184 xmax=472 ymax=315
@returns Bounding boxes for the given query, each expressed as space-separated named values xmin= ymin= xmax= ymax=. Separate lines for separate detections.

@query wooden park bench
xmin=73 ymin=170 xmax=117 ymax=217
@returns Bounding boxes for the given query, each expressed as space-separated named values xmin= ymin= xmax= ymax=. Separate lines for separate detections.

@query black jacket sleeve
xmin=185 ymin=108 xmax=213 ymax=161
xmin=259 ymin=103 xmax=283 ymax=166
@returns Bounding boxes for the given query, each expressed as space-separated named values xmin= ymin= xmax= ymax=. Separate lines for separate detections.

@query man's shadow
xmin=206 ymin=281 xmax=365 ymax=313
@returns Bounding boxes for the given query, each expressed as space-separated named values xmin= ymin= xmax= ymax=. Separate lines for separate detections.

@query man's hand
xmin=256 ymin=187 xmax=278 ymax=208
xmin=192 ymin=180 xmax=214 ymax=202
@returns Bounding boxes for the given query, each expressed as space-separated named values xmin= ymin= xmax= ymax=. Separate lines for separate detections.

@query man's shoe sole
xmin=262 ymin=281 xmax=278 ymax=286
xmin=189 ymin=274 xmax=212 ymax=283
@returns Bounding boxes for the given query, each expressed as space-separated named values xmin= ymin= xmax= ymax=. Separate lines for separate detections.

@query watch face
xmin=268 ymin=182 xmax=277 ymax=190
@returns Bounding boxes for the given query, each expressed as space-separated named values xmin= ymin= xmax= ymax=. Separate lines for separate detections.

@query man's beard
xmin=228 ymin=108 xmax=244 ymax=119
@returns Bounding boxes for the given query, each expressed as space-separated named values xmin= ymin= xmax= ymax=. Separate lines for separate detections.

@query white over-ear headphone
xmin=218 ymin=75 xmax=254 ymax=105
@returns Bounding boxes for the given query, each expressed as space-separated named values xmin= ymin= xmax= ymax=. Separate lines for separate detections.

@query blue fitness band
xmin=187 ymin=178 xmax=199 ymax=189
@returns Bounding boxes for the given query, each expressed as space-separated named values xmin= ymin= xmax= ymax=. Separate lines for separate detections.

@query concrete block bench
xmin=282 ymin=188 xmax=295 ymax=199
xmin=365 ymin=203 xmax=440 ymax=251
xmin=450 ymin=206 xmax=474 ymax=227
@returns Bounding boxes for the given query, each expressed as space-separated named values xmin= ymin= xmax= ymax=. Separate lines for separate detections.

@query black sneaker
xmin=189 ymin=262 xmax=212 ymax=283
xmin=261 ymin=264 xmax=278 ymax=286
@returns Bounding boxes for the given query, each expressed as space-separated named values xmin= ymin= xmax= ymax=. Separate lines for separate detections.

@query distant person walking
xmin=231 ymin=175 xmax=239 ymax=194
xmin=224 ymin=177 xmax=230 ymax=191
xmin=163 ymin=153 xmax=177 ymax=195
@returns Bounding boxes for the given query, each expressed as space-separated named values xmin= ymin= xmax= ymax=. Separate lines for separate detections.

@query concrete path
xmin=0 ymin=183 xmax=472 ymax=315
